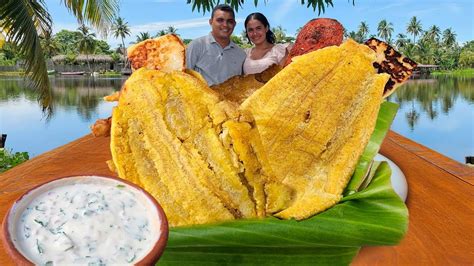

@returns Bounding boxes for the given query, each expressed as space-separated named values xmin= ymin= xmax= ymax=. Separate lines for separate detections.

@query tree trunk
xmin=86 ymin=54 xmax=92 ymax=73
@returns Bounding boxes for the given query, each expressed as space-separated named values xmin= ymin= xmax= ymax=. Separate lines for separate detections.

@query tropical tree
xmin=111 ymin=16 xmax=131 ymax=70
xmin=357 ymin=21 xmax=369 ymax=40
xmin=416 ymin=38 xmax=434 ymax=64
xmin=347 ymin=31 xmax=363 ymax=43
xmin=442 ymin=28 xmax=457 ymax=47
xmin=400 ymin=42 xmax=416 ymax=59
xmin=190 ymin=0 xmax=338 ymax=14
xmin=156 ymin=26 xmax=179 ymax=37
xmin=135 ymin=32 xmax=151 ymax=43
xmin=166 ymin=26 xmax=178 ymax=35
xmin=40 ymin=31 xmax=59 ymax=59
xmin=395 ymin=33 xmax=409 ymax=49
xmin=94 ymin=40 xmax=112 ymax=54
xmin=459 ymin=41 xmax=474 ymax=68
xmin=157 ymin=29 xmax=167 ymax=37
xmin=407 ymin=16 xmax=422 ymax=43
xmin=426 ymin=25 xmax=441 ymax=42
xmin=272 ymin=25 xmax=294 ymax=43
xmin=53 ymin=30 xmax=81 ymax=54
xmin=77 ymin=24 xmax=97 ymax=73
xmin=377 ymin=19 xmax=394 ymax=42
xmin=0 ymin=0 xmax=119 ymax=113
xmin=295 ymin=26 xmax=303 ymax=36
xmin=230 ymin=35 xmax=244 ymax=46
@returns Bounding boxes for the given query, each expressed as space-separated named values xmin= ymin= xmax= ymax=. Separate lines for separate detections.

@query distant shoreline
xmin=431 ymin=68 xmax=474 ymax=77
xmin=0 ymin=71 xmax=122 ymax=77
xmin=1 ymin=68 xmax=473 ymax=78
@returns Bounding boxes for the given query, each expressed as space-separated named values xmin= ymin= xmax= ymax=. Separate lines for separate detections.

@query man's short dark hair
xmin=211 ymin=4 xmax=235 ymax=19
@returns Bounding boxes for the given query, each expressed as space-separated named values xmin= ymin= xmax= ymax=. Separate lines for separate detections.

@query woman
xmin=243 ymin=12 xmax=288 ymax=75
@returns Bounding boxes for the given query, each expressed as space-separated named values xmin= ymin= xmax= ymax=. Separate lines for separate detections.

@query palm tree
xmin=400 ymin=42 xmax=416 ymax=59
xmin=407 ymin=16 xmax=422 ymax=43
xmin=135 ymin=32 xmax=151 ymax=42
xmin=40 ymin=31 xmax=60 ymax=59
xmin=77 ymin=24 xmax=97 ymax=73
xmin=272 ymin=25 xmax=288 ymax=44
xmin=395 ymin=33 xmax=409 ymax=49
xmin=347 ymin=31 xmax=363 ymax=43
xmin=442 ymin=28 xmax=457 ymax=47
xmin=377 ymin=19 xmax=394 ymax=42
xmin=426 ymin=25 xmax=441 ymax=42
xmin=189 ymin=0 xmax=336 ymax=14
xmin=0 ymin=0 xmax=119 ymax=113
xmin=111 ymin=17 xmax=131 ymax=70
xmin=166 ymin=26 xmax=178 ymax=35
xmin=157 ymin=30 xmax=167 ymax=37
xmin=357 ymin=21 xmax=369 ymax=40
xmin=416 ymin=39 xmax=434 ymax=64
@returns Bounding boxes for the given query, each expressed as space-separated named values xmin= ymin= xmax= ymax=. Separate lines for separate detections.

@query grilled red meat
xmin=284 ymin=18 xmax=344 ymax=66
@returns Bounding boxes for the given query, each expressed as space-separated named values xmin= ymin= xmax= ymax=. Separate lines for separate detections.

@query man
xmin=186 ymin=4 xmax=246 ymax=86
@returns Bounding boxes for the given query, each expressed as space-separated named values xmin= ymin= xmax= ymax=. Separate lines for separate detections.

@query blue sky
xmin=45 ymin=0 xmax=473 ymax=48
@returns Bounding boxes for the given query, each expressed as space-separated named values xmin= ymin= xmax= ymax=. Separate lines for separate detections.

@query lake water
xmin=0 ymin=75 xmax=473 ymax=163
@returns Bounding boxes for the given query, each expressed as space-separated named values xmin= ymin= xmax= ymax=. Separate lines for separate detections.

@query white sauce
xmin=10 ymin=176 xmax=161 ymax=265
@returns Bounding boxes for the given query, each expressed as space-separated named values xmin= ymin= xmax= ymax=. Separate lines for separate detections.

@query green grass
xmin=431 ymin=68 xmax=474 ymax=77
xmin=0 ymin=71 xmax=25 ymax=76
xmin=0 ymin=148 xmax=29 ymax=173
xmin=100 ymin=71 xmax=122 ymax=76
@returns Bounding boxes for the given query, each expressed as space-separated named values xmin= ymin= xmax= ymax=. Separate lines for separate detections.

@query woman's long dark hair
xmin=244 ymin=12 xmax=275 ymax=44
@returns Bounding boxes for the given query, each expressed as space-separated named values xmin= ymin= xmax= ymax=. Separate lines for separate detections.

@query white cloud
xmin=130 ymin=17 xmax=210 ymax=33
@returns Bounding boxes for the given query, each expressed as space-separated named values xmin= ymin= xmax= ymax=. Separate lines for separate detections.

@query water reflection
xmin=387 ymin=77 xmax=474 ymax=162
xmin=0 ymin=76 xmax=126 ymax=121
xmin=0 ymin=75 xmax=472 ymax=162
xmin=387 ymin=77 xmax=474 ymax=130
xmin=0 ymin=76 xmax=126 ymax=157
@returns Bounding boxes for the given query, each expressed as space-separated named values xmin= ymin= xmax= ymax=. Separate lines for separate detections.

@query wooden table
xmin=1 ymin=131 xmax=473 ymax=265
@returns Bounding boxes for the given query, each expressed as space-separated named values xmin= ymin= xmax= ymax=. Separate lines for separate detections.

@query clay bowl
xmin=1 ymin=175 xmax=168 ymax=265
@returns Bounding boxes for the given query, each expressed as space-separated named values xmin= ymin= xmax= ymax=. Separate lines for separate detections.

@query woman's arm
xmin=278 ymin=43 xmax=292 ymax=66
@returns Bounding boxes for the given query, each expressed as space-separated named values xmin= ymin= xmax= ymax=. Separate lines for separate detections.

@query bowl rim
xmin=1 ymin=174 xmax=169 ymax=265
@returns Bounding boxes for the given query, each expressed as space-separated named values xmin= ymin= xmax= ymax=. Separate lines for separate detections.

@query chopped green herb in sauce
xmin=14 ymin=177 xmax=161 ymax=265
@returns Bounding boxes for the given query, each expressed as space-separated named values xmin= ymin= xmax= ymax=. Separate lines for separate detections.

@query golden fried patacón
xmin=111 ymin=69 xmax=258 ymax=226
xmin=110 ymin=38 xmax=411 ymax=227
xmin=127 ymin=34 xmax=185 ymax=72
xmin=241 ymin=40 xmax=389 ymax=219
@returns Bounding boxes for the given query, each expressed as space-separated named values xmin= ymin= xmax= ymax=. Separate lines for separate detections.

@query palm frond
xmin=187 ymin=0 xmax=348 ymax=14
xmin=0 ymin=0 xmax=53 ymax=115
xmin=61 ymin=0 xmax=119 ymax=37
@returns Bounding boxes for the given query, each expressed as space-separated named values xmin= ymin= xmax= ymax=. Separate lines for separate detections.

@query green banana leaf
xmin=158 ymin=102 xmax=407 ymax=265
xmin=344 ymin=101 xmax=399 ymax=195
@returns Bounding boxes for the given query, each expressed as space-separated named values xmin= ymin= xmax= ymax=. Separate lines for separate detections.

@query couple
xmin=186 ymin=4 xmax=287 ymax=86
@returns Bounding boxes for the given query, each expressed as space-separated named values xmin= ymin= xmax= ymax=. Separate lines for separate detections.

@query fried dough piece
xmin=127 ymin=34 xmax=185 ymax=72
xmin=111 ymin=69 xmax=258 ymax=226
xmin=90 ymin=117 xmax=111 ymax=137
xmin=365 ymin=38 xmax=418 ymax=97
xmin=211 ymin=64 xmax=282 ymax=104
xmin=104 ymin=91 xmax=120 ymax=102
xmin=241 ymin=39 xmax=390 ymax=219
xmin=93 ymin=34 xmax=186 ymax=137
